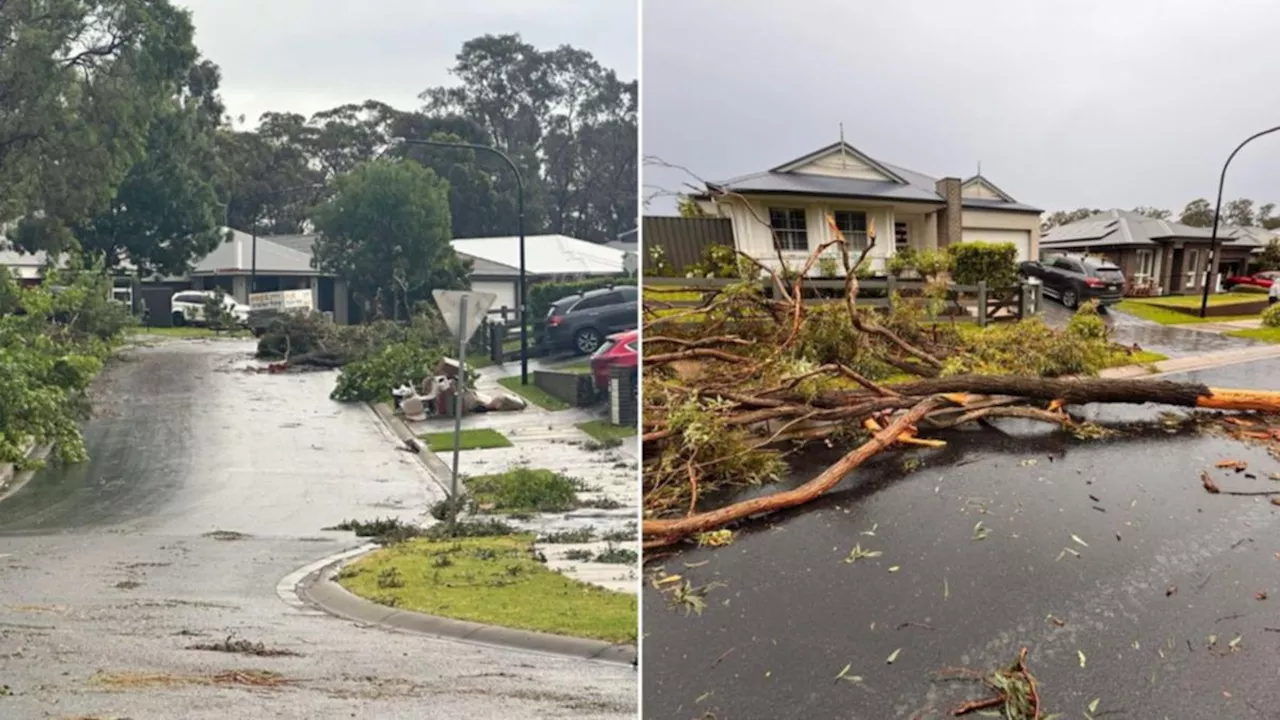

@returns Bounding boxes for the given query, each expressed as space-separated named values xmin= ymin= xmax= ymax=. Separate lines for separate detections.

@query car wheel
xmin=574 ymin=327 xmax=603 ymax=355
xmin=171 ymin=311 xmax=186 ymax=327
xmin=1062 ymin=288 xmax=1079 ymax=309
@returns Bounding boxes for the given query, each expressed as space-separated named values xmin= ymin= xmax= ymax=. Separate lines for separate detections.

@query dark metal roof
xmin=1041 ymin=209 xmax=1241 ymax=248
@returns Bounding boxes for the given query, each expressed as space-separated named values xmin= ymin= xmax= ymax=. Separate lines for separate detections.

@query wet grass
xmin=497 ymin=375 xmax=570 ymax=411
xmin=541 ymin=527 xmax=597 ymax=543
xmin=576 ymin=420 xmax=636 ymax=444
xmin=466 ymin=468 xmax=584 ymax=513
xmin=419 ymin=428 xmax=512 ymax=451
xmin=1228 ymin=326 xmax=1280 ymax=343
xmin=132 ymin=326 xmax=251 ymax=339
xmin=1115 ymin=300 xmax=1258 ymax=325
xmin=336 ymin=534 xmax=637 ymax=643
xmin=1137 ymin=291 xmax=1261 ymax=308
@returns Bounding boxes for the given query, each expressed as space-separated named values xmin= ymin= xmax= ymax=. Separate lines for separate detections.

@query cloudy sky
xmin=179 ymin=0 xmax=638 ymax=127
xmin=643 ymin=0 xmax=1280 ymax=218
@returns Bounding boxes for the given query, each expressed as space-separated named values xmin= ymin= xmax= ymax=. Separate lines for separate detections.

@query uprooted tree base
xmin=641 ymin=233 xmax=1280 ymax=549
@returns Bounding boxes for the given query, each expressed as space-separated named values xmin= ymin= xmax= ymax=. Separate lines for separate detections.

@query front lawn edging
xmin=296 ymin=551 xmax=636 ymax=665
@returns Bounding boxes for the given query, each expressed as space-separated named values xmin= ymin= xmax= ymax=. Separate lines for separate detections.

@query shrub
xmin=465 ymin=467 xmax=584 ymax=513
xmin=1263 ymin=302 xmax=1280 ymax=328
xmin=945 ymin=308 xmax=1114 ymax=378
xmin=646 ymin=246 xmax=676 ymax=277
xmin=685 ymin=244 xmax=743 ymax=279
xmin=949 ymin=242 xmax=1019 ymax=289
xmin=330 ymin=342 xmax=446 ymax=402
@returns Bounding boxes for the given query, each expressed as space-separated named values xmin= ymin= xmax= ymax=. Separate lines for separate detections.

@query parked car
xmin=544 ymin=285 xmax=638 ymax=355
xmin=170 ymin=290 xmax=250 ymax=327
xmin=589 ymin=329 xmax=638 ymax=392
xmin=1018 ymin=255 xmax=1125 ymax=309
xmin=1223 ymin=270 xmax=1280 ymax=292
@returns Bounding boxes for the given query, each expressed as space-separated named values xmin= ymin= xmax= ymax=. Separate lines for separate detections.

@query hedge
xmin=949 ymin=242 xmax=1019 ymax=290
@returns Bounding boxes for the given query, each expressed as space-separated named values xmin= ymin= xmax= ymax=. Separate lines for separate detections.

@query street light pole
xmin=1200 ymin=124 xmax=1280 ymax=318
xmin=397 ymin=138 xmax=528 ymax=385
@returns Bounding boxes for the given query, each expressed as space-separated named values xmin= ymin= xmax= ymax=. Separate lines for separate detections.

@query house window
xmin=832 ymin=210 xmax=868 ymax=250
xmin=1134 ymin=249 xmax=1154 ymax=282
xmin=768 ymin=208 xmax=808 ymax=252
xmin=894 ymin=222 xmax=909 ymax=253
xmin=1185 ymin=249 xmax=1199 ymax=287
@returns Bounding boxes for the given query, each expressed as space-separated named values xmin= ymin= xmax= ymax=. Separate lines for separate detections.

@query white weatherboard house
xmin=451 ymin=234 xmax=627 ymax=313
xmin=693 ymin=141 xmax=1043 ymax=270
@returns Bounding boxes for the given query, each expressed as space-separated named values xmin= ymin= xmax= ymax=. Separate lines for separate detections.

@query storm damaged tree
xmin=640 ymin=180 xmax=1280 ymax=549
xmin=311 ymin=159 xmax=470 ymax=321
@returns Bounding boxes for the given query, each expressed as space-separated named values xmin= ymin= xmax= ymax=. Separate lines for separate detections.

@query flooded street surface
xmin=1040 ymin=300 xmax=1260 ymax=358
xmin=0 ymin=340 xmax=635 ymax=719
xmin=643 ymin=358 xmax=1280 ymax=720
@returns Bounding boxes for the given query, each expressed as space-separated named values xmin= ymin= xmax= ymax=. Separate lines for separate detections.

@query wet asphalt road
xmin=643 ymin=358 xmax=1280 ymax=720
xmin=1040 ymin=300 xmax=1259 ymax=359
xmin=0 ymin=340 xmax=636 ymax=719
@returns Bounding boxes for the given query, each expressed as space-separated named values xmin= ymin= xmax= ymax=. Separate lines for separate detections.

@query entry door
xmin=1170 ymin=249 xmax=1184 ymax=291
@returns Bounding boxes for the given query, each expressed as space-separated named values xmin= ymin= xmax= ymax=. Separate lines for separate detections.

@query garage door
xmin=961 ymin=229 xmax=1032 ymax=262
xmin=470 ymin=280 xmax=518 ymax=316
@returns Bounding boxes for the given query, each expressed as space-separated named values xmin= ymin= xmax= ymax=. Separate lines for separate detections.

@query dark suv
xmin=1019 ymin=255 xmax=1125 ymax=309
xmin=544 ymin=285 xmax=638 ymax=355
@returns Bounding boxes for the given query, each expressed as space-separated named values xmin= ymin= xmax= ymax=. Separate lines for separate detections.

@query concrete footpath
xmin=1099 ymin=341 xmax=1280 ymax=379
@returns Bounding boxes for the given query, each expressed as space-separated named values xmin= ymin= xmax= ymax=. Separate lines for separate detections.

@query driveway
xmin=642 ymin=357 xmax=1280 ymax=720
xmin=1038 ymin=298 xmax=1261 ymax=358
xmin=0 ymin=340 xmax=636 ymax=719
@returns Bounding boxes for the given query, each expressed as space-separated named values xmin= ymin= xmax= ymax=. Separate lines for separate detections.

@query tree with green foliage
xmin=1179 ymin=198 xmax=1214 ymax=227
xmin=1040 ymin=208 xmax=1099 ymax=231
xmin=1224 ymin=198 xmax=1256 ymax=227
xmin=677 ymin=195 xmax=707 ymax=218
xmin=1 ymin=0 xmax=203 ymax=253
xmin=1255 ymin=238 xmax=1280 ymax=272
xmin=312 ymin=159 xmax=469 ymax=321
xmin=1132 ymin=206 xmax=1171 ymax=220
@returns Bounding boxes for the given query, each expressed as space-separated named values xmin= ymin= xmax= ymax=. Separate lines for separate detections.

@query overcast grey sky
xmin=643 ymin=0 xmax=1280 ymax=217
xmin=178 ymin=0 xmax=637 ymax=127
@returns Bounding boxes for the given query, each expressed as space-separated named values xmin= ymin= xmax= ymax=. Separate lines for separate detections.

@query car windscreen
xmin=548 ymin=297 xmax=579 ymax=316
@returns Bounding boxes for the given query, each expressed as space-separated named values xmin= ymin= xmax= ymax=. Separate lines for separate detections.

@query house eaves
xmin=769 ymin=141 xmax=909 ymax=184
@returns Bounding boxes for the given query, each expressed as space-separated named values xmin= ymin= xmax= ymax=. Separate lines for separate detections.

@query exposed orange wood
xmin=1196 ymin=389 xmax=1280 ymax=412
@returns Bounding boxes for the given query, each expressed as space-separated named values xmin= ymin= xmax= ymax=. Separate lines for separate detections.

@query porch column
xmin=231 ymin=276 xmax=249 ymax=304
xmin=334 ymin=279 xmax=349 ymax=325
xmin=309 ymin=276 xmax=320 ymax=310
xmin=922 ymin=211 xmax=939 ymax=251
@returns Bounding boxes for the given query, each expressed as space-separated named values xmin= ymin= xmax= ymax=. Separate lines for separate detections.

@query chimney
xmin=935 ymin=177 xmax=963 ymax=249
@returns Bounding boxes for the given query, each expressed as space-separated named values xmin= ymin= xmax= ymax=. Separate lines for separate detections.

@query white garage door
xmin=470 ymin=280 xmax=518 ymax=317
xmin=961 ymin=229 xmax=1032 ymax=262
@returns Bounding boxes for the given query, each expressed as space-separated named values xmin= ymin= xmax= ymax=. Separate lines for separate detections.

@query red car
xmin=590 ymin=329 xmax=638 ymax=391
xmin=1224 ymin=270 xmax=1280 ymax=291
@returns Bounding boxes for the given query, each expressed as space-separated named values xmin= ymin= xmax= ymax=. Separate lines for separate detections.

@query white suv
xmin=170 ymin=290 xmax=250 ymax=327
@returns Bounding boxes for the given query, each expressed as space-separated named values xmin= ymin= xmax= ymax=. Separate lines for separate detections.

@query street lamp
xmin=396 ymin=138 xmax=528 ymax=386
xmin=1199 ymin=124 xmax=1280 ymax=318
xmin=250 ymin=183 xmax=327 ymax=296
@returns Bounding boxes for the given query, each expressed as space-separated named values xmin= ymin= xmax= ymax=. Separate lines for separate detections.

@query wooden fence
xmin=644 ymin=276 xmax=1044 ymax=327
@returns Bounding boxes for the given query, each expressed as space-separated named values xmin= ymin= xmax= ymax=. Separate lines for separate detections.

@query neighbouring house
xmin=689 ymin=141 xmax=1043 ymax=271
xmin=185 ymin=229 xmax=350 ymax=323
xmin=604 ymin=227 xmax=638 ymax=254
xmin=0 ymin=247 xmax=49 ymax=286
xmin=1039 ymin=210 xmax=1270 ymax=295
xmin=450 ymin=234 xmax=628 ymax=315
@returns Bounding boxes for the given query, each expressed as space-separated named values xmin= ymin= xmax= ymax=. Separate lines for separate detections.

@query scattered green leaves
xmin=844 ymin=544 xmax=883 ymax=563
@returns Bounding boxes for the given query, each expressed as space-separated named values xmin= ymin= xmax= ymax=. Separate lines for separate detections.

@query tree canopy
xmin=312 ymin=159 xmax=469 ymax=320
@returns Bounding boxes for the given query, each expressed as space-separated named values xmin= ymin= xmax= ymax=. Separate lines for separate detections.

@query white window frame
xmin=768 ymin=207 xmax=809 ymax=252
xmin=1185 ymin=249 xmax=1200 ymax=286
xmin=832 ymin=210 xmax=869 ymax=250
xmin=894 ymin=221 xmax=909 ymax=253
xmin=1134 ymin=249 xmax=1154 ymax=283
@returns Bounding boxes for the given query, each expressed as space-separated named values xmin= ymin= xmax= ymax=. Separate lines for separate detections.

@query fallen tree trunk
xmin=644 ymin=378 xmax=1280 ymax=547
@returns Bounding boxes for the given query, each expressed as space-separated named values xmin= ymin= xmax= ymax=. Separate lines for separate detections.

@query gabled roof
xmin=450 ymin=234 xmax=624 ymax=276
xmin=961 ymin=175 xmax=1017 ymax=203
xmin=706 ymin=142 xmax=1042 ymax=213
xmin=769 ymin=141 xmax=909 ymax=184
xmin=190 ymin=229 xmax=322 ymax=275
xmin=1041 ymin=209 xmax=1241 ymax=249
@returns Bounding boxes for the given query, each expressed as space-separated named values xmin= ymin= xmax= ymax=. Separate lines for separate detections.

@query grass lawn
xmin=497 ymin=375 xmax=570 ymax=411
xmin=1105 ymin=349 xmax=1167 ymax=368
xmin=1114 ymin=300 xmax=1258 ymax=326
xmin=556 ymin=361 xmax=593 ymax=374
xmin=336 ymin=534 xmax=637 ymax=644
xmin=576 ymin=420 xmax=637 ymax=443
xmin=1136 ymin=291 xmax=1261 ymax=308
xmin=466 ymin=467 xmax=583 ymax=513
xmin=419 ymin=428 xmax=512 ymax=451
xmin=1227 ymin=326 xmax=1280 ymax=343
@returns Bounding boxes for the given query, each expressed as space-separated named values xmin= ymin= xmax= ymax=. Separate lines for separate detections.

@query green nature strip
xmin=420 ymin=428 xmax=512 ymax=451
xmin=337 ymin=535 xmax=637 ymax=644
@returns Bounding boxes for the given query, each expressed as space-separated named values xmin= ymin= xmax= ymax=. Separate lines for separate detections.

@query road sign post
xmin=432 ymin=290 xmax=497 ymax=531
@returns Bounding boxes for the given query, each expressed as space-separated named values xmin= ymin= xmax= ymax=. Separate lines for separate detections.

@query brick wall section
xmin=534 ymin=370 xmax=597 ymax=407
xmin=934 ymin=178 xmax=963 ymax=249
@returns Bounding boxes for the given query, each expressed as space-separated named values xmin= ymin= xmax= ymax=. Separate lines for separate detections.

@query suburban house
xmin=1038 ymin=210 xmax=1271 ymax=295
xmin=690 ymin=141 xmax=1043 ymax=272
xmin=451 ymin=234 xmax=628 ymax=314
